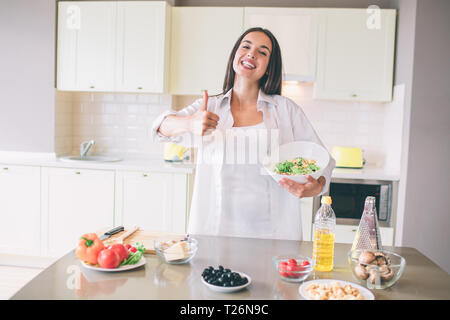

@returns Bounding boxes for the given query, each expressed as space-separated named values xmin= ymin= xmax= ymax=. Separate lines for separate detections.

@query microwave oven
xmin=313 ymin=178 xmax=396 ymax=227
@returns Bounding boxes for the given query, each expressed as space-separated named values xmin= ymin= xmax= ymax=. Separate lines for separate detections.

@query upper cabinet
xmin=313 ymin=9 xmax=396 ymax=102
xmin=57 ymin=1 xmax=170 ymax=93
xmin=169 ymin=7 xmax=244 ymax=95
xmin=56 ymin=4 xmax=396 ymax=102
xmin=244 ymin=8 xmax=318 ymax=82
xmin=57 ymin=1 xmax=116 ymax=91
xmin=115 ymin=2 xmax=170 ymax=93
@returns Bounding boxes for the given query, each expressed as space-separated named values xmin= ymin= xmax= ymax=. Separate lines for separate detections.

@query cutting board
xmin=96 ymin=227 xmax=187 ymax=254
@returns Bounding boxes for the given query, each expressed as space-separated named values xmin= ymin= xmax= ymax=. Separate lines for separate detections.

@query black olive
xmin=224 ymin=268 xmax=231 ymax=273
xmin=218 ymin=265 xmax=224 ymax=271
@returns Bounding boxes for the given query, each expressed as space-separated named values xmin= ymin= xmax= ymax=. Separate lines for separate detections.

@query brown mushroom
xmin=354 ymin=264 xmax=369 ymax=280
xmin=374 ymin=252 xmax=391 ymax=266
xmin=358 ymin=251 xmax=376 ymax=265
xmin=379 ymin=265 xmax=395 ymax=281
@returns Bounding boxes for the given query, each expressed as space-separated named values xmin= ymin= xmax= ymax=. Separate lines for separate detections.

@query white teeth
xmin=242 ymin=61 xmax=255 ymax=69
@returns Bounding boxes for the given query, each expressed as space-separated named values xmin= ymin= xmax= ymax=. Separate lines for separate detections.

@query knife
xmin=99 ymin=226 xmax=125 ymax=240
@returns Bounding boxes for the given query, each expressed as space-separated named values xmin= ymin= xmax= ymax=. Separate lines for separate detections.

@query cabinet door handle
xmin=75 ymin=171 xmax=81 ymax=175
xmin=3 ymin=167 xmax=8 ymax=170
xmin=351 ymin=93 xmax=358 ymax=98
xmin=142 ymin=173 xmax=148 ymax=177
xmin=89 ymin=85 xmax=95 ymax=89
xmin=352 ymin=229 xmax=357 ymax=232
xmin=137 ymin=87 xmax=143 ymax=90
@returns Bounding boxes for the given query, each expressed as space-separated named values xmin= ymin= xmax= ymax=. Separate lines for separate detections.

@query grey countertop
xmin=11 ymin=235 xmax=450 ymax=300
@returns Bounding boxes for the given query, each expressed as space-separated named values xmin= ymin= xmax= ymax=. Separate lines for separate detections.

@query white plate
xmin=299 ymin=279 xmax=375 ymax=300
xmin=80 ymin=256 xmax=146 ymax=272
xmin=201 ymin=272 xmax=251 ymax=293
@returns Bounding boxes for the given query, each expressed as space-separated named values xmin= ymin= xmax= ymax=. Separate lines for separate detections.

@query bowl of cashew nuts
xmin=348 ymin=249 xmax=406 ymax=289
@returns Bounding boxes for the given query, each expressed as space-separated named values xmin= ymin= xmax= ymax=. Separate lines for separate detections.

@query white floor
xmin=0 ymin=254 xmax=56 ymax=300
xmin=0 ymin=266 xmax=43 ymax=299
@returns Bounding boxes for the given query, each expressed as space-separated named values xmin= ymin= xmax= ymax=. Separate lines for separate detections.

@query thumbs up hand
xmin=189 ymin=90 xmax=220 ymax=136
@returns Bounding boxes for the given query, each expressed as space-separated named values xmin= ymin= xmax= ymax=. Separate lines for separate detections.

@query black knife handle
xmin=104 ymin=226 xmax=124 ymax=236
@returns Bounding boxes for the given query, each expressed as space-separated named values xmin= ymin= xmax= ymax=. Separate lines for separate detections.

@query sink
xmin=59 ymin=155 xmax=123 ymax=163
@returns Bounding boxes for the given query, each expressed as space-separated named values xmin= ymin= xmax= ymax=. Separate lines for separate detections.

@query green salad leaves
xmin=274 ymin=157 xmax=320 ymax=175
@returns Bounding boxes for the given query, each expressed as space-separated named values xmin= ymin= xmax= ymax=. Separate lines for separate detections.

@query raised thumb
xmin=201 ymin=90 xmax=208 ymax=111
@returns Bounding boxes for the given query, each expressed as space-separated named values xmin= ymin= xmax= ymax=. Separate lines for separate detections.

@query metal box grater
xmin=351 ymin=196 xmax=383 ymax=251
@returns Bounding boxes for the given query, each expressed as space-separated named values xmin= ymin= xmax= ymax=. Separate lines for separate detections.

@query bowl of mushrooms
xmin=348 ymin=249 xmax=406 ymax=289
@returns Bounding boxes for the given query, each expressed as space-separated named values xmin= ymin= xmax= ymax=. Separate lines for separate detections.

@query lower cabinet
xmin=41 ymin=167 xmax=115 ymax=258
xmin=0 ymin=164 xmax=41 ymax=256
xmin=114 ymin=170 xmax=188 ymax=234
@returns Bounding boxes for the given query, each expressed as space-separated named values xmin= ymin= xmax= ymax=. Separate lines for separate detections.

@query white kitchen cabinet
xmin=41 ymin=167 xmax=115 ymax=257
xmin=300 ymin=197 xmax=314 ymax=241
xmin=169 ymin=7 xmax=244 ymax=95
xmin=335 ymin=224 xmax=394 ymax=246
xmin=0 ymin=165 xmax=41 ymax=256
xmin=115 ymin=1 xmax=170 ymax=93
xmin=313 ymin=9 xmax=396 ymax=102
xmin=244 ymin=7 xmax=318 ymax=82
xmin=57 ymin=1 xmax=116 ymax=91
xmin=115 ymin=171 xmax=188 ymax=233
xmin=57 ymin=1 xmax=170 ymax=93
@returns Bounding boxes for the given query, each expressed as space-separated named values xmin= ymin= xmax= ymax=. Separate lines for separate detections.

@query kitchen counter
xmin=0 ymin=154 xmax=195 ymax=174
xmin=331 ymin=164 xmax=400 ymax=181
xmin=11 ymin=235 xmax=450 ymax=300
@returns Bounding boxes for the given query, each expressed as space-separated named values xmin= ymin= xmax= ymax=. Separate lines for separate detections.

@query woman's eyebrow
xmin=243 ymin=40 xmax=271 ymax=52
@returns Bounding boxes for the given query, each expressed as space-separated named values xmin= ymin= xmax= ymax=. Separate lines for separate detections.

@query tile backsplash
xmin=55 ymin=83 xmax=404 ymax=171
xmin=55 ymin=90 xmax=172 ymax=158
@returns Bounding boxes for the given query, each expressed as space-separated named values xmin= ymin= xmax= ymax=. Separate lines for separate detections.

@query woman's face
xmin=232 ymin=31 xmax=272 ymax=83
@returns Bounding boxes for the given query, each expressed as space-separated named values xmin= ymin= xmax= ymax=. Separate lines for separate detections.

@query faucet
xmin=80 ymin=140 xmax=95 ymax=157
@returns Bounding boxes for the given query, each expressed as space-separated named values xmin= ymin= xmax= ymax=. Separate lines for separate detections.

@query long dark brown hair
xmin=222 ymin=27 xmax=283 ymax=96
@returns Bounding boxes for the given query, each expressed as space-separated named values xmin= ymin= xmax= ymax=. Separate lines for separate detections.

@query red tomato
xmin=129 ymin=246 xmax=137 ymax=253
xmin=288 ymin=259 xmax=297 ymax=266
xmin=287 ymin=264 xmax=299 ymax=277
xmin=278 ymin=262 xmax=289 ymax=277
xmin=125 ymin=244 xmax=131 ymax=250
xmin=300 ymin=260 xmax=310 ymax=267
xmin=109 ymin=244 xmax=129 ymax=262
xmin=97 ymin=249 xmax=120 ymax=269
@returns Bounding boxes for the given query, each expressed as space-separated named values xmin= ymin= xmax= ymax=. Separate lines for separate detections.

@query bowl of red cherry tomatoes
xmin=272 ymin=254 xmax=314 ymax=282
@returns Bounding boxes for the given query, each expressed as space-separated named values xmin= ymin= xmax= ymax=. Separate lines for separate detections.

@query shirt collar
xmin=218 ymin=88 xmax=277 ymax=109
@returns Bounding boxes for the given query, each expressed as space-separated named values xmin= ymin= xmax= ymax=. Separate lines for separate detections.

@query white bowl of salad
xmin=263 ymin=141 xmax=330 ymax=184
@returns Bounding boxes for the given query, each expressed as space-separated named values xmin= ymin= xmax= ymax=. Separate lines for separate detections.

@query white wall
xmin=0 ymin=0 xmax=55 ymax=153
xmin=400 ymin=0 xmax=450 ymax=274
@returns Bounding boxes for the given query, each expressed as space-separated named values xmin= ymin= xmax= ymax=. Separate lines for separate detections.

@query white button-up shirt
xmin=152 ymin=89 xmax=335 ymax=240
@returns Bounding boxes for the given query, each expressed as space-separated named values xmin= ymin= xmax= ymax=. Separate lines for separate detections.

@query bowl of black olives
xmin=201 ymin=265 xmax=251 ymax=293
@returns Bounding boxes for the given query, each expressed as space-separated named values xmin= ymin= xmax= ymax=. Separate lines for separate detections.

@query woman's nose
xmin=247 ymin=52 xmax=255 ymax=59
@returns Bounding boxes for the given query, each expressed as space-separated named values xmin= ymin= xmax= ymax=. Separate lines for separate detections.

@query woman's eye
xmin=260 ymin=51 xmax=267 ymax=56
xmin=242 ymin=45 xmax=250 ymax=49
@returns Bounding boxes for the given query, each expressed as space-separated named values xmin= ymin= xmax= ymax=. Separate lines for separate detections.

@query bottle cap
xmin=321 ymin=196 xmax=332 ymax=205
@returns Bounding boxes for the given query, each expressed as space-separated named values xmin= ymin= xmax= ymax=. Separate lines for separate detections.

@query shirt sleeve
xmin=288 ymin=99 xmax=336 ymax=196
xmin=150 ymin=98 xmax=204 ymax=147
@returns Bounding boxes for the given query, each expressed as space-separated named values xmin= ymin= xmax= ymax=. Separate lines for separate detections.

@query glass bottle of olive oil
xmin=312 ymin=196 xmax=336 ymax=272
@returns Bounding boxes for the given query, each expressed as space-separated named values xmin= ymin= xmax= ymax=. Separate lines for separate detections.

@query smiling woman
xmin=152 ymin=27 xmax=335 ymax=241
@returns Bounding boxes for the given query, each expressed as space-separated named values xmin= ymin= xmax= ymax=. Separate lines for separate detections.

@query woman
xmin=152 ymin=27 xmax=335 ymax=240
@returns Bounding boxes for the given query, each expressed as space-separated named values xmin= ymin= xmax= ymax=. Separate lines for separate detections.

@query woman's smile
xmin=241 ymin=59 xmax=256 ymax=70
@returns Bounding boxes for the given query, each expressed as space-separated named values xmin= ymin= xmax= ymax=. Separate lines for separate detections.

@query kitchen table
xmin=10 ymin=235 xmax=450 ymax=300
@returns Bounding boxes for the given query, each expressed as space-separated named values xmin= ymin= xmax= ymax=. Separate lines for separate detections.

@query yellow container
xmin=331 ymin=146 xmax=364 ymax=168
xmin=163 ymin=142 xmax=188 ymax=162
